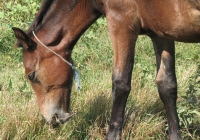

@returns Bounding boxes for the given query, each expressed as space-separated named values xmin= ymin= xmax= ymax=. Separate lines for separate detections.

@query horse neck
xmin=33 ymin=0 xmax=102 ymax=50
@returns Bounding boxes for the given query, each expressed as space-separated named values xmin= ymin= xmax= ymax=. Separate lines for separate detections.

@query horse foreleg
xmin=106 ymin=19 xmax=137 ymax=140
xmin=150 ymin=35 xmax=182 ymax=140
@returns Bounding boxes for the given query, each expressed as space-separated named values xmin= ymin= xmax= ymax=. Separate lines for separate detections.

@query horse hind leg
xmin=150 ymin=34 xmax=182 ymax=140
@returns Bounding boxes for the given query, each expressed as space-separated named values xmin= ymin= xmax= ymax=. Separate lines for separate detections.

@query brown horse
xmin=12 ymin=0 xmax=200 ymax=139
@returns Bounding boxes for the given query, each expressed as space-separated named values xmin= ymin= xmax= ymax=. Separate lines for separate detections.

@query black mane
xmin=187 ymin=0 xmax=200 ymax=10
xmin=27 ymin=0 xmax=56 ymax=35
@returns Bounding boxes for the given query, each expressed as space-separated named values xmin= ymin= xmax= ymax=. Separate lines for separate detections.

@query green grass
xmin=0 ymin=0 xmax=200 ymax=139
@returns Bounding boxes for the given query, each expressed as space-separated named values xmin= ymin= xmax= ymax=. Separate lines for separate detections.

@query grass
xmin=0 ymin=1 xmax=200 ymax=140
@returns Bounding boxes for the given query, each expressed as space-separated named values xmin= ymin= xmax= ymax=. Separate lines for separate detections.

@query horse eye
xmin=28 ymin=71 xmax=38 ymax=83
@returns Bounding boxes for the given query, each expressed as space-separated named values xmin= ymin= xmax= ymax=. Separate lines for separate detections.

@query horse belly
xmin=158 ymin=9 xmax=200 ymax=43
xmin=138 ymin=0 xmax=200 ymax=43
xmin=153 ymin=24 xmax=200 ymax=43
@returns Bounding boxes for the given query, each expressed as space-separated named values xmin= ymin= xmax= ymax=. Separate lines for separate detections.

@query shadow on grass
xmin=67 ymin=93 xmax=111 ymax=139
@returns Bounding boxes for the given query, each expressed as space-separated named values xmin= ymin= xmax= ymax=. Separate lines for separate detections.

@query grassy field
xmin=0 ymin=0 xmax=200 ymax=140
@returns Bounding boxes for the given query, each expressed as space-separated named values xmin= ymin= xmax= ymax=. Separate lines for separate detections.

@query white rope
xmin=32 ymin=31 xmax=81 ymax=91
xmin=32 ymin=31 xmax=73 ymax=67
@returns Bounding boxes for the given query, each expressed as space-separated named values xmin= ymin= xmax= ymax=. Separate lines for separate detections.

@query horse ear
xmin=12 ymin=27 xmax=35 ymax=50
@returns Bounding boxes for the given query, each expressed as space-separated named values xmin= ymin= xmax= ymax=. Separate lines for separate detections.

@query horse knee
xmin=156 ymin=74 xmax=177 ymax=90
xmin=156 ymin=73 xmax=177 ymax=101
xmin=113 ymin=79 xmax=131 ymax=93
xmin=112 ymin=74 xmax=131 ymax=100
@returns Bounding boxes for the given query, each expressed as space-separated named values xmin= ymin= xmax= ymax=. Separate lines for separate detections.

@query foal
xmin=13 ymin=0 xmax=200 ymax=139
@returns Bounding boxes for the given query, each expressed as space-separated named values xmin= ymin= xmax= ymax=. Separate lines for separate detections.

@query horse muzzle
xmin=44 ymin=112 xmax=71 ymax=127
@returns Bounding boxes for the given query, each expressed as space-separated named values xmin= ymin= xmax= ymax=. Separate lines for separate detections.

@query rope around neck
xmin=32 ymin=31 xmax=73 ymax=67
xmin=32 ymin=31 xmax=81 ymax=91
